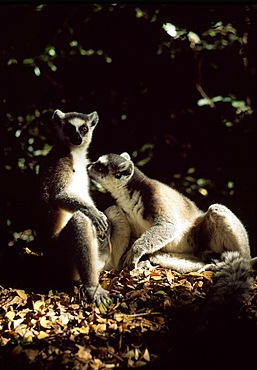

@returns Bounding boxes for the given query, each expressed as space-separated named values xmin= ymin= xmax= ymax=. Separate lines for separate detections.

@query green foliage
xmin=1 ymin=4 xmax=257 ymax=253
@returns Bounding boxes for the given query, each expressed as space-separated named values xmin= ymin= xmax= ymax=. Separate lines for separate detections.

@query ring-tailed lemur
xmin=36 ymin=110 xmax=110 ymax=306
xmin=87 ymin=152 xmax=252 ymax=270
xmin=87 ymin=152 xmax=256 ymax=322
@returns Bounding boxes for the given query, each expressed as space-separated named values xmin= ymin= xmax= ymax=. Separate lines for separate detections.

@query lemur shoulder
xmin=37 ymin=110 xmax=110 ymax=306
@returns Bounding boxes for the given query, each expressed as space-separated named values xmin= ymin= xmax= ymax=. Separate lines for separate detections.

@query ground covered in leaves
xmin=0 ymin=249 xmax=257 ymax=370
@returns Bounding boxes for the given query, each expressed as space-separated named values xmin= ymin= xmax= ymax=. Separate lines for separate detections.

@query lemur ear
xmin=117 ymin=158 xmax=134 ymax=178
xmin=120 ymin=152 xmax=131 ymax=161
xmin=87 ymin=111 xmax=99 ymax=127
xmin=53 ymin=109 xmax=65 ymax=126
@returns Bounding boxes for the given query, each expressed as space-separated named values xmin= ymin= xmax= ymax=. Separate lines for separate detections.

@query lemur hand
xmin=93 ymin=210 xmax=109 ymax=236
xmin=82 ymin=285 xmax=111 ymax=307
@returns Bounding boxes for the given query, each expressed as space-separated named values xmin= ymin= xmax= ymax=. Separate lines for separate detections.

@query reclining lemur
xmin=88 ymin=152 xmax=257 ymax=327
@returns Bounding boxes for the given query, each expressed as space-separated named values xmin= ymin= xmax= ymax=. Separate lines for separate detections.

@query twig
xmin=196 ymin=83 xmax=216 ymax=109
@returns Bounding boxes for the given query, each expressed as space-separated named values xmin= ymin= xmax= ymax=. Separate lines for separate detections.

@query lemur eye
xmin=82 ymin=126 xmax=88 ymax=132
xmin=95 ymin=164 xmax=105 ymax=172
xmin=115 ymin=173 xmax=122 ymax=179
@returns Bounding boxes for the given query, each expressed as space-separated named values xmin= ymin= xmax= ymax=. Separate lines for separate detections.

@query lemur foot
xmin=82 ymin=285 xmax=111 ymax=307
xmin=137 ymin=260 xmax=154 ymax=269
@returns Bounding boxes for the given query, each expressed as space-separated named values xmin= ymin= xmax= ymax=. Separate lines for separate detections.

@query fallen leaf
xmin=37 ymin=331 xmax=49 ymax=339
xmin=121 ymin=302 xmax=128 ymax=309
xmin=24 ymin=348 xmax=39 ymax=362
xmin=154 ymin=290 xmax=167 ymax=295
xmin=166 ymin=270 xmax=174 ymax=285
xmin=56 ymin=313 xmax=70 ymax=326
xmin=33 ymin=300 xmax=45 ymax=311
xmin=78 ymin=326 xmax=90 ymax=334
xmin=151 ymin=275 xmax=163 ymax=281
xmin=142 ymin=347 xmax=151 ymax=362
xmin=99 ymin=302 xmax=108 ymax=314
xmin=123 ymin=349 xmax=135 ymax=359
xmin=201 ymin=270 xmax=214 ymax=281
xmin=114 ymin=313 xmax=127 ymax=322
xmin=13 ymin=318 xmax=24 ymax=329
xmin=76 ymin=348 xmax=92 ymax=361
xmin=5 ymin=311 xmax=15 ymax=321
xmin=95 ymin=323 xmax=107 ymax=333
xmin=0 ymin=337 xmax=10 ymax=346
xmin=15 ymin=290 xmax=27 ymax=300
xmin=188 ymin=272 xmax=203 ymax=277
xmin=40 ymin=316 xmax=52 ymax=329
xmin=12 ymin=344 xmax=23 ymax=356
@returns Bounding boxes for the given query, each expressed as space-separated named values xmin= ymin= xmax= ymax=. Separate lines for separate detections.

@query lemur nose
xmin=70 ymin=134 xmax=82 ymax=145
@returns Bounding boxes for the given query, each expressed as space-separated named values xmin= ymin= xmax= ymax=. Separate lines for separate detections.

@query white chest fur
xmin=117 ymin=189 xmax=151 ymax=237
xmin=67 ymin=149 xmax=94 ymax=205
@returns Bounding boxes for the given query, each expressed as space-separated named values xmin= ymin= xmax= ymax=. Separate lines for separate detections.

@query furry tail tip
xmin=196 ymin=251 xmax=254 ymax=333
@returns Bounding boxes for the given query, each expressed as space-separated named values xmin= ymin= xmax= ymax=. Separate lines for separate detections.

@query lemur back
xmin=88 ymin=152 xmax=251 ymax=272
xmin=37 ymin=110 xmax=110 ymax=306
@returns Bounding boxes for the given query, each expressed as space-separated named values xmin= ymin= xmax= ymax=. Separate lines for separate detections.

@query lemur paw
xmin=82 ymin=285 xmax=111 ymax=307
xmin=137 ymin=260 xmax=153 ymax=269
xmin=94 ymin=211 xmax=109 ymax=235
xmin=198 ymin=263 xmax=217 ymax=273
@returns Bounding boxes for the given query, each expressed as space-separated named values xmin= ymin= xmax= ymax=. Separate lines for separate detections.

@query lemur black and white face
xmin=53 ymin=109 xmax=99 ymax=147
xmin=88 ymin=153 xmax=134 ymax=191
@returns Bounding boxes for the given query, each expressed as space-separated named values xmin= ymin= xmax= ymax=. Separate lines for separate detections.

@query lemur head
xmin=88 ymin=153 xmax=134 ymax=191
xmin=52 ymin=109 xmax=99 ymax=147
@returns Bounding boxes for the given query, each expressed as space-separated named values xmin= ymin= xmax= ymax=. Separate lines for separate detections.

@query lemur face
xmin=88 ymin=153 xmax=134 ymax=191
xmin=53 ymin=109 xmax=99 ymax=146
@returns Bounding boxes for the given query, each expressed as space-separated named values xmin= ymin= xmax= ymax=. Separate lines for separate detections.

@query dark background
xmin=1 ymin=3 xmax=257 ymax=255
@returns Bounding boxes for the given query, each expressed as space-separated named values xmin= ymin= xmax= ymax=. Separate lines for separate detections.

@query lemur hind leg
xmin=48 ymin=211 xmax=110 ymax=306
xmin=104 ymin=205 xmax=131 ymax=271
xmin=148 ymin=252 xmax=205 ymax=273
xmin=199 ymin=204 xmax=251 ymax=258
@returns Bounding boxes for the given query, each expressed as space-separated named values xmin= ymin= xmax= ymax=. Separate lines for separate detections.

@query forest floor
xmin=0 ymin=244 xmax=257 ymax=370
